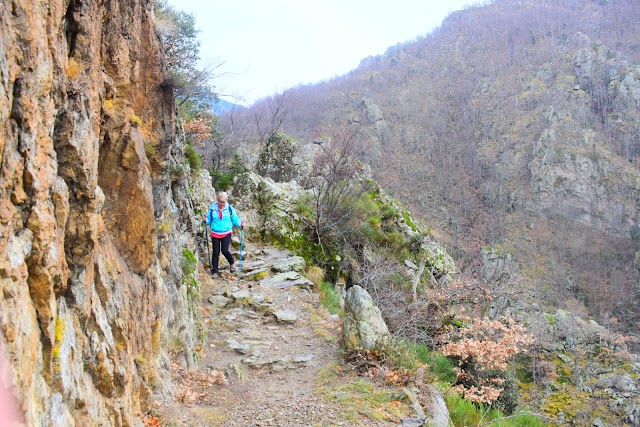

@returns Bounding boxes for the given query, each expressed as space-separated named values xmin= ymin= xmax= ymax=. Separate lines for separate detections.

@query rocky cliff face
xmin=528 ymin=34 xmax=640 ymax=236
xmin=0 ymin=1 xmax=197 ymax=425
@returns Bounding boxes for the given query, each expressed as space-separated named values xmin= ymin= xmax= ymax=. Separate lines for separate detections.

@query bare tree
xmin=309 ymin=125 xmax=373 ymax=251
xmin=253 ymin=91 xmax=290 ymax=143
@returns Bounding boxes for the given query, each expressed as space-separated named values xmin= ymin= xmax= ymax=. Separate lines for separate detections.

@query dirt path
xmin=154 ymin=246 xmax=412 ymax=427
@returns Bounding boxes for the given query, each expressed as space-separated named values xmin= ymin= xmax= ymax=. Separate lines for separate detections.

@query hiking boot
xmin=229 ymin=263 xmax=236 ymax=273
xmin=211 ymin=271 xmax=219 ymax=279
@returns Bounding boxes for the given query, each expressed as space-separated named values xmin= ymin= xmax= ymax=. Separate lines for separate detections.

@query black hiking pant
xmin=211 ymin=234 xmax=234 ymax=273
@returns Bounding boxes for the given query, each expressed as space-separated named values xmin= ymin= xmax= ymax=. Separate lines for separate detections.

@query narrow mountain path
xmin=154 ymin=245 xmax=409 ymax=426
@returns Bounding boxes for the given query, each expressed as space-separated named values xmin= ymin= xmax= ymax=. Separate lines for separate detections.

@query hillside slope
xmin=224 ymin=0 xmax=640 ymax=329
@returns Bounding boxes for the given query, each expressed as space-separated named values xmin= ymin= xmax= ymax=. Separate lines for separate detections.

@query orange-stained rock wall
xmin=0 ymin=1 xmax=196 ymax=424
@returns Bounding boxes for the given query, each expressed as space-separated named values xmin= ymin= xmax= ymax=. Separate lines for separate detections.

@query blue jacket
xmin=205 ymin=202 xmax=242 ymax=234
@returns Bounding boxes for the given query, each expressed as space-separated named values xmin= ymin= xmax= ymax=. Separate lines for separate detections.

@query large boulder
xmin=254 ymin=132 xmax=305 ymax=183
xmin=343 ymin=285 xmax=390 ymax=350
xmin=231 ymin=172 xmax=308 ymax=247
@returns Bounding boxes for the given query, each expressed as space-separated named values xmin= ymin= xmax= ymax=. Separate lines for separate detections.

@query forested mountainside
xmin=224 ymin=0 xmax=640 ymax=331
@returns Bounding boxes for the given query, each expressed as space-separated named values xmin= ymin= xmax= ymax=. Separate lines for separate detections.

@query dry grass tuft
xmin=306 ymin=265 xmax=325 ymax=286
xmin=66 ymin=59 xmax=82 ymax=80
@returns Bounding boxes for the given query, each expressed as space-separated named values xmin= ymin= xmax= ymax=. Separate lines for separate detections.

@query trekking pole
xmin=203 ymin=221 xmax=211 ymax=272
xmin=238 ymin=226 xmax=244 ymax=280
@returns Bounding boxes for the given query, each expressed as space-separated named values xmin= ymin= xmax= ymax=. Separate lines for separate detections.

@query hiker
xmin=204 ymin=191 xmax=246 ymax=278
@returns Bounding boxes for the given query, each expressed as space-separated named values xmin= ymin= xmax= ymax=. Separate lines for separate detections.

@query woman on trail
xmin=204 ymin=191 xmax=246 ymax=278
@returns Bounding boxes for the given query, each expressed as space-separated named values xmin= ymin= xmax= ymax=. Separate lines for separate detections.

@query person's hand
xmin=202 ymin=215 xmax=206 ymax=222
xmin=241 ymin=220 xmax=246 ymax=228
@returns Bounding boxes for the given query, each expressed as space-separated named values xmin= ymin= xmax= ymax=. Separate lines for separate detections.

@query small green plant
xmin=353 ymin=192 xmax=380 ymax=224
xmin=228 ymin=363 xmax=247 ymax=380
xmin=293 ymin=194 xmax=315 ymax=218
xmin=382 ymin=339 xmax=422 ymax=372
xmin=144 ymin=141 xmax=157 ymax=160
xmin=181 ymin=249 xmax=200 ymax=316
xmin=401 ymin=208 xmax=418 ymax=232
xmin=181 ymin=249 xmax=197 ymax=276
xmin=185 ymin=275 xmax=200 ymax=312
xmin=184 ymin=140 xmax=202 ymax=171
xmin=169 ymin=164 xmax=185 ymax=182
xmin=130 ymin=115 xmax=142 ymax=127
xmin=380 ymin=205 xmax=397 ymax=219
xmin=319 ymin=281 xmax=341 ymax=315
xmin=367 ymin=216 xmax=382 ymax=228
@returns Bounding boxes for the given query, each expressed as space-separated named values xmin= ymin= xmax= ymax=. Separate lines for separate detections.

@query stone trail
xmin=154 ymin=242 xmax=431 ymax=426
xmin=154 ymin=245 xmax=354 ymax=426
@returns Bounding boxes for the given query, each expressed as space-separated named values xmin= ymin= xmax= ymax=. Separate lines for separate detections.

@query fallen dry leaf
xmin=209 ymin=370 xmax=228 ymax=385
xmin=144 ymin=415 xmax=161 ymax=426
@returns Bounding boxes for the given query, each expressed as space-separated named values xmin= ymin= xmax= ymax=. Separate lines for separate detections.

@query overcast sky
xmin=167 ymin=0 xmax=480 ymax=105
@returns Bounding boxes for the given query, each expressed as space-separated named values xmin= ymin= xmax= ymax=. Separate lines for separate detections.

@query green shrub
xmin=209 ymin=168 xmax=234 ymax=190
xmin=387 ymin=272 xmax=406 ymax=288
xmin=380 ymin=205 xmax=397 ymax=219
xmin=401 ymin=208 xmax=418 ymax=232
xmin=367 ymin=215 xmax=382 ymax=228
xmin=184 ymin=141 xmax=202 ymax=171
xmin=379 ymin=230 xmax=411 ymax=261
xmin=353 ymin=192 xmax=380 ymax=224
xmin=446 ymin=394 xmax=545 ymax=427
xmin=209 ymin=153 xmax=247 ymax=191
xmin=494 ymin=369 xmax=519 ymax=415
xmin=408 ymin=343 xmax=456 ymax=383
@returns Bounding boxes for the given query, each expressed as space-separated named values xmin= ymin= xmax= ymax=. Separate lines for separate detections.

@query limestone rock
xmin=260 ymin=271 xmax=314 ymax=289
xmin=480 ymin=246 xmax=514 ymax=286
xmin=208 ymin=295 xmax=230 ymax=309
xmin=552 ymin=310 xmax=617 ymax=348
xmin=424 ymin=389 xmax=450 ymax=427
xmin=596 ymin=374 xmax=638 ymax=393
xmin=292 ymin=354 xmax=314 ymax=363
xmin=358 ymin=98 xmax=388 ymax=158
xmin=342 ymin=285 xmax=390 ymax=350
xmin=273 ymin=310 xmax=298 ymax=323
xmin=404 ymin=259 xmax=418 ymax=270
xmin=401 ymin=418 xmax=424 ymax=426
xmin=226 ymin=338 xmax=251 ymax=355
xmin=271 ymin=256 xmax=306 ymax=273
